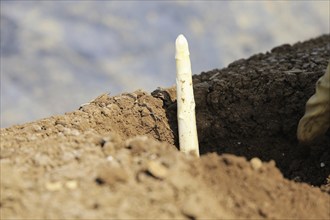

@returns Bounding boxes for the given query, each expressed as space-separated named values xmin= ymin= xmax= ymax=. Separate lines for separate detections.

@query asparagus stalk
xmin=175 ymin=34 xmax=199 ymax=157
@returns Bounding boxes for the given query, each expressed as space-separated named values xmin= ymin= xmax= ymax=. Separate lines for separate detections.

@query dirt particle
xmin=258 ymin=208 xmax=268 ymax=218
xmin=93 ymin=203 xmax=100 ymax=209
xmin=293 ymin=176 xmax=302 ymax=182
xmin=95 ymin=177 xmax=105 ymax=185
xmin=146 ymin=160 xmax=169 ymax=179
xmin=31 ymin=124 xmax=42 ymax=132
xmin=125 ymin=136 xmax=148 ymax=155
xmin=96 ymin=165 xmax=128 ymax=186
xmin=106 ymin=155 xmax=114 ymax=161
xmin=65 ymin=180 xmax=78 ymax=189
xmin=45 ymin=181 xmax=63 ymax=191
xmin=250 ymin=157 xmax=263 ymax=170
xmin=63 ymin=128 xmax=80 ymax=136
xmin=56 ymin=124 xmax=65 ymax=132
xmin=55 ymin=119 xmax=67 ymax=126
xmin=103 ymin=142 xmax=116 ymax=156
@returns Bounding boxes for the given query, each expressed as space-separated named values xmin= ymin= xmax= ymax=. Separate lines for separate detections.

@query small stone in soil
xmin=45 ymin=181 xmax=63 ymax=191
xmin=147 ymin=160 xmax=168 ymax=179
xmin=250 ymin=157 xmax=263 ymax=171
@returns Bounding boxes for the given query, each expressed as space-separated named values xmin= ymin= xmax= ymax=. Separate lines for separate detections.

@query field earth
xmin=1 ymin=35 xmax=330 ymax=219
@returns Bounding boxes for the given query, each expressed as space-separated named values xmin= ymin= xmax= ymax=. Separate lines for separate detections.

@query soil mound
xmin=1 ymin=34 xmax=329 ymax=219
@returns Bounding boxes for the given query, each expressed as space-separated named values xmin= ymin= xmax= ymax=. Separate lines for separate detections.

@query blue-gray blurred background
xmin=1 ymin=1 xmax=329 ymax=128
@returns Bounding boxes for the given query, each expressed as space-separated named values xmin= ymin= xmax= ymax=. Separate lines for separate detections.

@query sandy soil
xmin=1 ymin=34 xmax=330 ymax=219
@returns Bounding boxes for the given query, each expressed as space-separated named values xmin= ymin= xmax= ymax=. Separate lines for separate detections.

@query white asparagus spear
xmin=175 ymin=34 xmax=200 ymax=157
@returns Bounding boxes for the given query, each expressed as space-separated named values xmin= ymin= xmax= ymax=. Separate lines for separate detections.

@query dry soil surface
xmin=1 ymin=35 xmax=330 ymax=219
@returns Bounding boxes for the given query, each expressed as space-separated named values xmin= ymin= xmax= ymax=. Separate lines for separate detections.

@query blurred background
xmin=1 ymin=1 xmax=329 ymax=128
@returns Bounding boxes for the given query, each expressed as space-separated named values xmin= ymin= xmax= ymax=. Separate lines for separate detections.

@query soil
xmin=1 ymin=34 xmax=330 ymax=219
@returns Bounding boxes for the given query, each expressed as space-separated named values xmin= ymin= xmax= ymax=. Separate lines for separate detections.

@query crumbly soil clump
xmin=1 ymin=34 xmax=329 ymax=219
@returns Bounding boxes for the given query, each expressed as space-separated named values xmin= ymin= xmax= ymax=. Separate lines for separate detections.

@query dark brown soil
xmin=1 ymin=34 xmax=330 ymax=219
